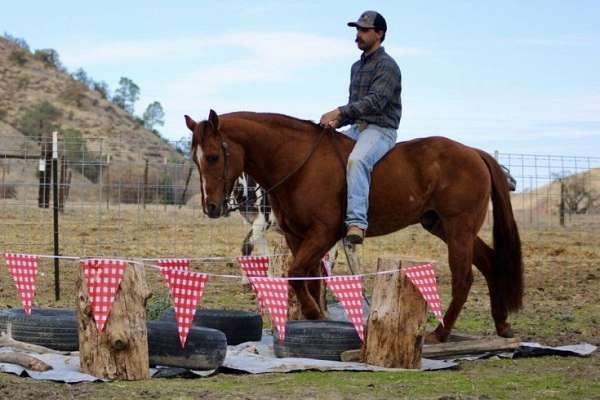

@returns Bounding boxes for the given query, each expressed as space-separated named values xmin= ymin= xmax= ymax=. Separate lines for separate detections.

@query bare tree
xmin=562 ymin=174 xmax=599 ymax=214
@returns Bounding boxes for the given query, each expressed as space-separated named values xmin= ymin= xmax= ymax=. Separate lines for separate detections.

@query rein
xmin=227 ymin=126 xmax=329 ymax=213
xmin=194 ymin=124 xmax=330 ymax=216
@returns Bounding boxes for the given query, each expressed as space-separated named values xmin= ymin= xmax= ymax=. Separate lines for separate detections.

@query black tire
xmin=160 ymin=308 xmax=262 ymax=345
xmin=147 ymin=320 xmax=227 ymax=370
xmin=274 ymin=320 xmax=362 ymax=361
xmin=0 ymin=308 xmax=78 ymax=351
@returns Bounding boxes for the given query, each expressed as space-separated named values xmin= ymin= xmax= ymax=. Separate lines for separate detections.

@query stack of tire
xmin=0 ymin=307 xmax=263 ymax=371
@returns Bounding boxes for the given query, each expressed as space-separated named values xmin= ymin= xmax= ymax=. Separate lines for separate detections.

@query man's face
xmin=355 ymin=27 xmax=382 ymax=52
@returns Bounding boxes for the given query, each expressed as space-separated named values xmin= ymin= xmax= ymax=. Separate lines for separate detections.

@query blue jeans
xmin=342 ymin=124 xmax=397 ymax=230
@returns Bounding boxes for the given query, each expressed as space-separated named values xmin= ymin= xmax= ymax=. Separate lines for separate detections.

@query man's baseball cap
xmin=347 ymin=11 xmax=387 ymax=32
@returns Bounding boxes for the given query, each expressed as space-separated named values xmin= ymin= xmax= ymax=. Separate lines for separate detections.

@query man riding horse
xmin=184 ymin=12 xmax=523 ymax=343
xmin=320 ymin=10 xmax=401 ymax=245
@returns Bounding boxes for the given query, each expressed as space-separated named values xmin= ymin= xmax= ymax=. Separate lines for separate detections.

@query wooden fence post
xmin=77 ymin=262 xmax=151 ymax=380
xmin=361 ymin=258 xmax=428 ymax=369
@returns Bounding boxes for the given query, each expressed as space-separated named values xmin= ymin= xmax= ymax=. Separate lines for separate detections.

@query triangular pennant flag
xmin=325 ymin=275 xmax=365 ymax=341
xmin=157 ymin=259 xmax=190 ymax=288
xmin=237 ymin=256 xmax=269 ymax=277
xmin=238 ymin=256 xmax=270 ymax=312
xmin=81 ymin=259 xmax=128 ymax=332
xmin=4 ymin=253 xmax=39 ymax=315
xmin=247 ymin=276 xmax=288 ymax=341
xmin=403 ymin=263 xmax=444 ymax=325
xmin=162 ymin=269 xmax=209 ymax=348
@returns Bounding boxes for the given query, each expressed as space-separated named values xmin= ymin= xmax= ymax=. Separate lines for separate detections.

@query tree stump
xmin=77 ymin=262 xmax=151 ymax=380
xmin=361 ymin=258 xmax=428 ymax=369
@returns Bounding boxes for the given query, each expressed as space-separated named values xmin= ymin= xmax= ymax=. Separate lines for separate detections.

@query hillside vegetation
xmin=0 ymin=36 xmax=184 ymax=164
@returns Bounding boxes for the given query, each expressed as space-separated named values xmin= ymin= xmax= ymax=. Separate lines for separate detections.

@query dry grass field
xmin=0 ymin=202 xmax=599 ymax=399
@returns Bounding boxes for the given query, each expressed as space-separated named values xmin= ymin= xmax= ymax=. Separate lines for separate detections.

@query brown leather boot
xmin=345 ymin=226 xmax=365 ymax=244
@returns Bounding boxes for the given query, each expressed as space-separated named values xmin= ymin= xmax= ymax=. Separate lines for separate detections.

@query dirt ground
xmin=0 ymin=204 xmax=598 ymax=399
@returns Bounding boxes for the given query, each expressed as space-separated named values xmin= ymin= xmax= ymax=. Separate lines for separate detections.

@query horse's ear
xmin=184 ymin=115 xmax=197 ymax=132
xmin=208 ymin=109 xmax=220 ymax=131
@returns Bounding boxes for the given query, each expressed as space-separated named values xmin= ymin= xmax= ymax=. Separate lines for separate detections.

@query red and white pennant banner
xmin=162 ymin=268 xmax=209 ymax=348
xmin=157 ymin=258 xmax=190 ymax=287
xmin=4 ymin=253 xmax=39 ymax=315
xmin=247 ymin=276 xmax=288 ymax=341
xmin=237 ymin=256 xmax=269 ymax=277
xmin=325 ymin=275 xmax=365 ymax=341
xmin=81 ymin=259 xmax=128 ymax=332
xmin=238 ymin=256 xmax=270 ymax=312
xmin=403 ymin=263 xmax=444 ymax=325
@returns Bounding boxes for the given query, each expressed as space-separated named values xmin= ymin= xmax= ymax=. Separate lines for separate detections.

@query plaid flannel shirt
xmin=338 ymin=47 xmax=402 ymax=129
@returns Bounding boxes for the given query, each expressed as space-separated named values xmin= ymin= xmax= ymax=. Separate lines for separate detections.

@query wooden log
xmin=0 ymin=332 xmax=66 ymax=355
xmin=423 ymin=337 xmax=520 ymax=359
xmin=0 ymin=351 xmax=52 ymax=371
xmin=361 ymin=258 xmax=428 ymax=369
xmin=342 ymin=337 xmax=520 ymax=362
xmin=77 ymin=262 xmax=151 ymax=380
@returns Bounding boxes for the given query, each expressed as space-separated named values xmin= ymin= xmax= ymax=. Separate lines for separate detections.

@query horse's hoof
xmin=302 ymin=309 xmax=322 ymax=320
xmin=498 ymin=327 xmax=514 ymax=338
xmin=496 ymin=323 xmax=514 ymax=338
xmin=424 ymin=331 xmax=442 ymax=344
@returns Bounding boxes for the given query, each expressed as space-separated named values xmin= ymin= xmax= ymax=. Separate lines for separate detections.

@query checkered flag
xmin=325 ymin=275 xmax=365 ymax=341
xmin=237 ymin=256 xmax=269 ymax=277
xmin=247 ymin=276 xmax=288 ymax=340
xmin=157 ymin=258 xmax=190 ymax=288
xmin=162 ymin=269 xmax=209 ymax=348
xmin=4 ymin=253 xmax=39 ymax=315
xmin=238 ymin=256 xmax=270 ymax=312
xmin=404 ymin=263 xmax=444 ymax=325
xmin=81 ymin=259 xmax=128 ymax=332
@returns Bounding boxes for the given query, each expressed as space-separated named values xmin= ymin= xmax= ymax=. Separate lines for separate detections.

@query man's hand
xmin=319 ymin=108 xmax=341 ymax=128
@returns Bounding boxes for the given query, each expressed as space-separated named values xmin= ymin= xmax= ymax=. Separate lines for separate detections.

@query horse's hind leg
xmin=472 ymin=237 xmax=513 ymax=337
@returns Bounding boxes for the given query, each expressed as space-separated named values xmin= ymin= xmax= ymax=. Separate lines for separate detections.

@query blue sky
xmin=3 ymin=1 xmax=600 ymax=156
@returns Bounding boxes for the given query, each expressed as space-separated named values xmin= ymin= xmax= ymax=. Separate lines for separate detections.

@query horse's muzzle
xmin=206 ymin=202 xmax=224 ymax=218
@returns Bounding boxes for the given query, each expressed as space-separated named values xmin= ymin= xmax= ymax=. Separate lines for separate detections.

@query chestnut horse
xmin=185 ymin=110 xmax=523 ymax=342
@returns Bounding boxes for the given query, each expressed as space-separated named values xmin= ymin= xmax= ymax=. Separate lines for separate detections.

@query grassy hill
xmin=0 ymin=36 xmax=196 ymax=204
xmin=0 ymin=36 xmax=183 ymax=164
xmin=510 ymin=167 xmax=600 ymax=215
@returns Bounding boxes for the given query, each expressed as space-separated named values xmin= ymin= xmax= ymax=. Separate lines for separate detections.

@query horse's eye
xmin=206 ymin=155 xmax=219 ymax=164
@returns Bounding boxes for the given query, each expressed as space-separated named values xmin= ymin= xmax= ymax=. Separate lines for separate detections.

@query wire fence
xmin=1 ymin=134 xmax=599 ymax=261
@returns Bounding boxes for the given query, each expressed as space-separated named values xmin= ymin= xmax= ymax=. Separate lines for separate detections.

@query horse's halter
xmin=192 ymin=122 xmax=233 ymax=217
xmin=193 ymin=121 xmax=331 ymax=216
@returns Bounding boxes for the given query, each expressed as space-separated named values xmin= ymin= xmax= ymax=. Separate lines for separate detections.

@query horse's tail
xmin=478 ymin=150 xmax=524 ymax=312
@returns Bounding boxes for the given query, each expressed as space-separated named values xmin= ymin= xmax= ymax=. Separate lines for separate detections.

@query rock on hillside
xmin=0 ymin=37 xmax=184 ymax=163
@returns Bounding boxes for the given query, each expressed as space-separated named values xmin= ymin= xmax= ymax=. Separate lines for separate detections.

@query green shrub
xmin=146 ymin=292 xmax=171 ymax=320
xmin=18 ymin=101 xmax=62 ymax=141
xmin=60 ymin=81 xmax=87 ymax=107
xmin=8 ymin=49 xmax=27 ymax=65
xmin=33 ymin=49 xmax=62 ymax=69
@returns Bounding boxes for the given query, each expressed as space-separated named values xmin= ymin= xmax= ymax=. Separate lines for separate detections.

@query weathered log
xmin=361 ymin=258 xmax=428 ymax=369
xmin=423 ymin=337 xmax=520 ymax=359
xmin=0 ymin=351 xmax=52 ymax=371
xmin=0 ymin=332 xmax=66 ymax=355
xmin=342 ymin=336 xmax=520 ymax=362
xmin=77 ymin=262 xmax=151 ymax=380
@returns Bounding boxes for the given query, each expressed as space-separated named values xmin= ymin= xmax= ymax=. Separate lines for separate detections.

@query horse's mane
xmin=224 ymin=112 xmax=323 ymax=134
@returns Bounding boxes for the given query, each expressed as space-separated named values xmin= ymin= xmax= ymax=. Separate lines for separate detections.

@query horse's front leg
xmin=287 ymin=232 xmax=335 ymax=320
